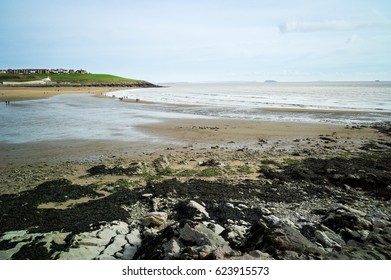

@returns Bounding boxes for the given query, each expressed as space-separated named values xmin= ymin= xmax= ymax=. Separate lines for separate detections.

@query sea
xmin=1 ymin=82 xmax=390 ymax=144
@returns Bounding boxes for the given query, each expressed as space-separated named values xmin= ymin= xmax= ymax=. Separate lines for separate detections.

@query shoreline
xmin=0 ymin=86 xmax=127 ymax=102
xmin=137 ymin=118 xmax=378 ymax=144
xmin=3 ymin=86 xmax=389 ymax=116
xmin=0 ymin=117 xmax=381 ymax=167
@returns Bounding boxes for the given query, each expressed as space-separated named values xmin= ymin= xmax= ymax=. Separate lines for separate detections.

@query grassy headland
xmin=0 ymin=73 xmax=157 ymax=87
xmin=0 ymin=73 xmax=158 ymax=102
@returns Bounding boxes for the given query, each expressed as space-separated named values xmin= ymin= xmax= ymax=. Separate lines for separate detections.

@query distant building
xmin=76 ymin=69 xmax=87 ymax=74
xmin=2 ymin=68 xmax=88 ymax=75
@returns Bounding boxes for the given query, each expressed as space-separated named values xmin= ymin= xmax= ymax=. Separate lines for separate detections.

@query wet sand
xmin=0 ymin=86 xmax=123 ymax=102
xmin=138 ymin=118 xmax=378 ymax=144
xmin=0 ymin=116 xmax=380 ymax=166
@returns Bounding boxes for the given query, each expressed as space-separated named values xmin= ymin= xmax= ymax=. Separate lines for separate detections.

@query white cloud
xmin=279 ymin=20 xmax=367 ymax=33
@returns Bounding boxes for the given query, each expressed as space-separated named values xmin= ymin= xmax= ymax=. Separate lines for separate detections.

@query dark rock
xmin=134 ymin=226 xmax=178 ymax=260
xmin=240 ymin=221 xmax=323 ymax=259
xmin=174 ymin=200 xmax=209 ymax=221
xmin=11 ymin=240 xmax=52 ymax=260
xmin=0 ymin=180 xmax=141 ymax=234
xmin=179 ymin=223 xmax=227 ymax=247
xmin=199 ymin=159 xmax=223 ymax=167
xmin=87 ymin=164 xmax=141 ymax=176
xmin=259 ymin=153 xmax=391 ymax=200
xmin=322 ymin=206 xmax=372 ymax=233
xmin=239 ymin=221 xmax=269 ymax=252
xmin=319 ymin=136 xmax=337 ymax=143
xmin=262 ymin=224 xmax=323 ymax=256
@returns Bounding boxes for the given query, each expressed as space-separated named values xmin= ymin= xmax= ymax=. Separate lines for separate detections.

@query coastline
xmin=0 ymin=87 xmax=390 ymax=260
xmin=0 ymin=86 xmax=127 ymax=102
xmin=0 ymin=115 xmax=380 ymax=168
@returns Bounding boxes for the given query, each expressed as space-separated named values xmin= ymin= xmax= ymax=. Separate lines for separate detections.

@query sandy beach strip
xmin=0 ymin=86 xmax=124 ymax=102
xmin=0 ymin=117 xmax=380 ymax=167
xmin=137 ymin=118 xmax=379 ymax=145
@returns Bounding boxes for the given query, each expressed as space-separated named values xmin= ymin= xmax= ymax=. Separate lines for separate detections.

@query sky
xmin=1 ymin=0 xmax=391 ymax=82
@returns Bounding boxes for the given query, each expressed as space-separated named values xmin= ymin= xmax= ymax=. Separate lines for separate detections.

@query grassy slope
xmin=0 ymin=73 xmax=145 ymax=84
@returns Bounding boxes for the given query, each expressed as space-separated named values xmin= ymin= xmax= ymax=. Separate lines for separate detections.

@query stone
xmin=75 ymin=235 xmax=110 ymax=247
xmin=95 ymin=254 xmax=116 ymax=260
xmin=99 ymin=234 xmax=128 ymax=258
xmin=367 ymin=209 xmax=389 ymax=220
xmin=238 ymin=203 xmax=248 ymax=209
xmin=153 ymin=155 xmax=170 ymax=172
xmin=142 ymin=193 xmax=153 ymax=198
xmin=45 ymin=232 xmax=69 ymax=247
xmin=163 ymin=238 xmax=182 ymax=258
xmin=357 ymin=230 xmax=370 ymax=241
xmin=315 ymin=230 xmax=342 ymax=248
xmin=204 ymin=222 xmax=225 ymax=235
xmin=152 ymin=198 xmax=161 ymax=211
xmin=58 ymin=244 xmax=105 ymax=260
xmin=225 ymin=203 xmax=235 ymax=209
xmin=123 ymin=244 xmax=138 ymax=260
xmin=143 ymin=212 xmax=168 ymax=228
xmin=264 ymin=215 xmax=280 ymax=226
xmin=198 ymin=245 xmax=216 ymax=259
xmin=263 ymin=224 xmax=324 ymax=255
xmin=372 ymin=218 xmax=391 ymax=229
xmin=56 ymin=222 xmax=133 ymax=260
xmin=226 ymin=224 xmax=247 ymax=241
xmin=125 ymin=228 xmax=142 ymax=246
xmin=0 ymin=230 xmax=44 ymax=260
xmin=231 ymin=250 xmax=274 ymax=260
xmin=260 ymin=207 xmax=272 ymax=215
xmin=179 ymin=223 xmax=228 ymax=247
xmin=383 ymin=227 xmax=391 ymax=235
xmin=188 ymin=200 xmax=210 ymax=218
xmin=211 ymin=244 xmax=240 ymax=259
xmin=96 ymin=227 xmax=117 ymax=241
xmin=341 ymin=228 xmax=362 ymax=241
xmin=332 ymin=204 xmax=366 ymax=217
xmin=323 ymin=208 xmax=372 ymax=232
xmin=280 ymin=250 xmax=301 ymax=260
xmin=114 ymin=221 xmax=130 ymax=235
xmin=319 ymin=225 xmax=346 ymax=246
xmin=239 ymin=221 xmax=269 ymax=252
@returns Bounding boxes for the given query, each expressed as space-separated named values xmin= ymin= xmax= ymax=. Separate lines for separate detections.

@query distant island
xmin=264 ymin=80 xmax=277 ymax=83
xmin=0 ymin=69 xmax=158 ymax=88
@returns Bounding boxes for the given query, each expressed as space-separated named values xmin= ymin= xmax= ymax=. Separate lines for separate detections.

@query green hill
xmin=0 ymin=73 xmax=156 ymax=87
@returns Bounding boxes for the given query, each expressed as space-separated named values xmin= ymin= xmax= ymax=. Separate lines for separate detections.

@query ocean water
xmin=0 ymin=94 xmax=206 ymax=144
xmin=110 ymin=82 xmax=391 ymax=124
xmin=1 ymin=82 xmax=390 ymax=144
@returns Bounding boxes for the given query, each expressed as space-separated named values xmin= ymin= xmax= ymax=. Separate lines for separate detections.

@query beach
xmin=0 ymin=86 xmax=390 ymax=260
xmin=0 ymin=86 xmax=124 ymax=102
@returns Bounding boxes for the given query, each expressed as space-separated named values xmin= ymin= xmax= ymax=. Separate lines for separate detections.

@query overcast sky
xmin=1 ymin=0 xmax=390 ymax=82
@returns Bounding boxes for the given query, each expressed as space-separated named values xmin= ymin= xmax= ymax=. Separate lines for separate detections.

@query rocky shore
xmin=0 ymin=123 xmax=390 ymax=260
